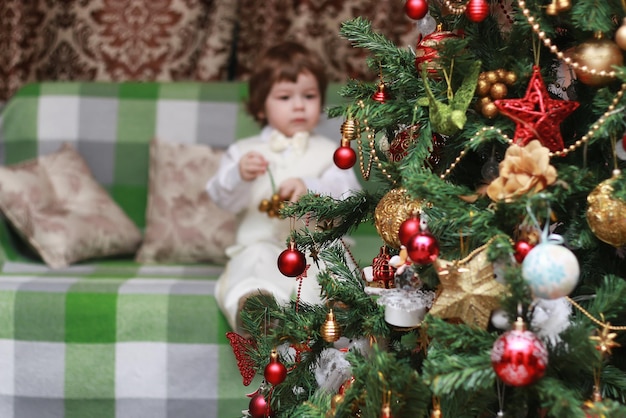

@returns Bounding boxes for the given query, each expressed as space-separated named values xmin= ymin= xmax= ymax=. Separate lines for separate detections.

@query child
xmin=206 ymin=41 xmax=362 ymax=332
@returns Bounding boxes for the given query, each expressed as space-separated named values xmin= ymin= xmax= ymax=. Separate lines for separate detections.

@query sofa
xmin=0 ymin=81 xmax=370 ymax=418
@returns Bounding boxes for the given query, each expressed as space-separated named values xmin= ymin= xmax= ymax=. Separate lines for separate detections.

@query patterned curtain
xmin=0 ymin=0 xmax=237 ymax=101
xmin=234 ymin=0 xmax=421 ymax=82
xmin=0 ymin=0 xmax=419 ymax=102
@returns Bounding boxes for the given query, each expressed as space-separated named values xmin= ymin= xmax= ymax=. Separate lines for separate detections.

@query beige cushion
xmin=135 ymin=138 xmax=236 ymax=264
xmin=0 ymin=143 xmax=142 ymax=268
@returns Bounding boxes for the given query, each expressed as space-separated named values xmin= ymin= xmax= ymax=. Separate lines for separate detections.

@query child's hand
xmin=279 ymin=178 xmax=307 ymax=202
xmin=239 ymin=151 xmax=268 ymax=181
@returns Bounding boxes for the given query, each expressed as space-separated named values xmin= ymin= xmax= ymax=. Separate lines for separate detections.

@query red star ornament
xmin=494 ymin=66 xmax=579 ymax=152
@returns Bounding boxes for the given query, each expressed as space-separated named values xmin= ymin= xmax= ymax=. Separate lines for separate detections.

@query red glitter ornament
xmin=277 ymin=241 xmax=307 ymax=277
xmin=465 ymin=0 xmax=490 ymax=23
xmin=494 ymin=66 xmax=580 ymax=152
xmin=226 ymin=332 xmax=257 ymax=386
xmin=333 ymin=145 xmax=356 ymax=169
xmin=404 ymin=0 xmax=429 ymax=20
xmin=491 ymin=318 xmax=548 ymax=386
xmin=406 ymin=231 xmax=439 ymax=264
xmin=264 ymin=349 xmax=287 ymax=386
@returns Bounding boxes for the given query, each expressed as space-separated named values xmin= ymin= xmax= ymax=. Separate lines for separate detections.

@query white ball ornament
xmin=521 ymin=241 xmax=579 ymax=299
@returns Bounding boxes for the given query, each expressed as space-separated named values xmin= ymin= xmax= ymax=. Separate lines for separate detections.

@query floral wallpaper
xmin=0 ymin=0 xmax=420 ymax=102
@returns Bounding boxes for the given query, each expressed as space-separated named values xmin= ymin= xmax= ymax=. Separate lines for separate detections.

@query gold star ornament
xmin=429 ymin=244 xmax=507 ymax=329
xmin=590 ymin=323 xmax=621 ymax=356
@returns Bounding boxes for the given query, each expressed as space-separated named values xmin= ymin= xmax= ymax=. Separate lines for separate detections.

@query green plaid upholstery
xmin=0 ymin=275 xmax=263 ymax=418
xmin=0 ymin=81 xmax=347 ymax=418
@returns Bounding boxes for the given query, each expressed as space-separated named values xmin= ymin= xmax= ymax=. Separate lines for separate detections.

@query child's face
xmin=261 ymin=70 xmax=322 ymax=138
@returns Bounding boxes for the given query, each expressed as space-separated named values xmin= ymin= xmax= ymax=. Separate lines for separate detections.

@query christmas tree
xmin=230 ymin=1 xmax=626 ymax=417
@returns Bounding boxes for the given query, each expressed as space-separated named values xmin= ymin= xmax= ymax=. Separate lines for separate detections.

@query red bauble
xmin=405 ymin=0 xmax=429 ymax=20
xmin=491 ymin=320 xmax=548 ymax=387
xmin=264 ymin=350 xmax=287 ymax=386
xmin=513 ymin=240 xmax=535 ymax=263
xmin=333 ymin=145 xmax=356 ymax=169
xmin=277 ymin=242 xmax=307 ymax=277
xmin=398 ymin=215 xmax=422 ymax=247
xmin=465 ymin=0 xmax=490 ymax=23
xmin=249 ymin=393 xmax=271 ymax=418
xmin=406 ymin=231 xmax=439 ymax=264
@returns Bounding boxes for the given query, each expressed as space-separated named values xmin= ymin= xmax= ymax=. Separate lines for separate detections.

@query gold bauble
xmin=570 ymin=36 xmax=624 ymax=87
xmin=490 ymin=82 xmax=508 ymax=100
xmin=586 ymin=171 xmax=626 ymax=247
xmin=320 ymin=309 xmax=342 ymax=343
xmin=503 ymin=71 xmax=518 ymax=85
xmin=484 ymin=70 xmax=498 ymax=84
xmin=478 ymin=96 xmax=492 ymax=107
xmin=259 ymin=193 xmax=284 ymax=218
xmin=481 ymin=101 xmax=499 ymax=119
xmin=546 ymin=0 xmax=570 ymax=15
xmin=374 ymin=188 xmax=423 ymax=249
xmin=615 ymin=18 xmax=626 ymax=51
xmin=477 ymin=78 xmax=491 ymax=96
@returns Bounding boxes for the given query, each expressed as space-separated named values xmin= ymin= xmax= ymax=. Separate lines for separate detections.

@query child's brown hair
xmin=247 ymin=41 xmax=328 ymax=126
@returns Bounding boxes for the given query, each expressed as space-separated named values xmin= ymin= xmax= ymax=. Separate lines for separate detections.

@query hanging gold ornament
xmin=374 ymin=188 xmax=424 ymax=249
xmin=380 ymin=390 xmax=393 ymax=418
xmin=590 ymin=323 xmax=621 ymax=356
xmin=545 ymin=0 xmax=571 ymax=15
xmin=259 ymin=192 xmax=284 ymax=218
xmin=568 ymin=33 xmax=623 ymax=87
xmin=615 ymin=18 xmax=626 ymax=50
xmin=586 ymin=170 xmax=626 ymax=248
xmin=429 ymin=242 xmax=507 ymax=329
xmin=320 ymin=309 xmax=342 ymax=343
xmin=431 ymin=396 xmax=442 ymax=418
xmin=475 ymin=69 xmax=517 ymax=119
xmin=326 ymin=393 xmax=344 ymax=418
